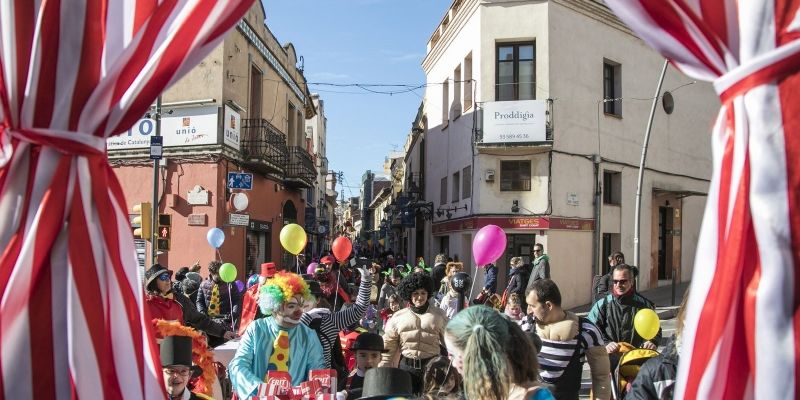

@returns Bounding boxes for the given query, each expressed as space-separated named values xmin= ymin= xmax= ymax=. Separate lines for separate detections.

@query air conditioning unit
xmin=485 ymin=169 xmax=495 ymax=182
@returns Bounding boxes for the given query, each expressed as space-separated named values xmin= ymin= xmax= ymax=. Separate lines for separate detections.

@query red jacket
xmin=238 ymin=284 xmax=261 ymax=336
xmin=147 ymin=294 xmax=184 ymax=338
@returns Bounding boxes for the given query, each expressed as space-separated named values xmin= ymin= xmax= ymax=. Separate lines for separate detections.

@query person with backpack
xmin=300 ymin=261 xmax=373 ymax=389
xmin=527 ymin=279 xmax=611 ymax=400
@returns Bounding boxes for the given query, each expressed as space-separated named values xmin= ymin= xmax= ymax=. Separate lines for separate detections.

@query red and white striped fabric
xmin=603 ymin=1 xmax=800 ymax=398
xmin=0 ymin=0 xmax=252 ymax=398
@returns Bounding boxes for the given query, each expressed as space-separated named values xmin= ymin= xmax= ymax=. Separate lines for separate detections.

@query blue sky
xmin=262 ymin=0 xmax=450 ymax=200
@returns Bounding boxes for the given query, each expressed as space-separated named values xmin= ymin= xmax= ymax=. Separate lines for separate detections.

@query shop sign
xmin=223 ymin=105 xmax=241 ymax=150
xmin=248 ymin=219 xmax=271 ymax=232
xmin=107 ymin=105 xmax=219 ymax=150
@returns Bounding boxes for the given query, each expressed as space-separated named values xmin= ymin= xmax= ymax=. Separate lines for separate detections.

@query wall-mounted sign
xmin=223 ymin=105 xmax=241 ymax=150
xmin=248 ymin=219 xmax=271 ymax=232
xmin=227 ymin=172 xmax=253 ymax=190
xmin=107 ymin=106 xmax=219 ymax=150
xmin=229 ymin=213 xmax=250 ymax=226
xmin=188 ymin=214 xmax=207 ymax=226
xmin=482 ymin=100 xmax=546 ymax=143
xmin=231 ymin=193 xmax=249 ymax=211
xmin=567 ymin=193 xmax=579 ymax=206
xmin=187 ymin=185 xmax=210 ymax=205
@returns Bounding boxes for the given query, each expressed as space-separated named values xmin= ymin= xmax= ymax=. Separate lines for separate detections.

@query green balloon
xmin=219 ymin=262 xmax=237 ymax=283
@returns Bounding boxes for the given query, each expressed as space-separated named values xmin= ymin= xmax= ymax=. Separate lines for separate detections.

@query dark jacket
xmin=628 ymin=338 xmax=679 ymax=399
xmin=483 ymin=264 xmax=498 ymax=294
xmin=173 ymin=289 xmax=227 ymax=338
xmin=431 ymin=263 xmax=446 ymax=292
xmin=526 ymin=255 xmax=550 ymax=291
xmin=197 ymin=278 xmax=241 ymax=323
xmin=593 ymin=272 xmax=612 ymax=303
xmin=587 ymin=293 xmax=662 ymax=347
xmin=505 ymin=264 xmax=532 ymax=308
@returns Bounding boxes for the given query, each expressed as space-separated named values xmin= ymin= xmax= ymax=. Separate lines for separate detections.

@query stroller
xmin=611 ymin=342 xmax=660 ymax=399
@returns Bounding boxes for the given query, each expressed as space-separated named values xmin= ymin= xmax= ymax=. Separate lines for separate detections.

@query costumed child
xmin=338 ymin=333 xmax=387 ymax=400
xmin=228 ymin=271 xmax=325 ymax=398
xmin=380 ymin=294 xmax=401 ymax=327
xmin=504 ymin=293 xmax=527 ymax=327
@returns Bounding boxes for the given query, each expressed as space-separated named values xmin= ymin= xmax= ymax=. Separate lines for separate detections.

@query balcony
xmin=284 ymin=146 xmax=316 ymax=188
xmin=241 ymin=119 xmax=288 ymax=175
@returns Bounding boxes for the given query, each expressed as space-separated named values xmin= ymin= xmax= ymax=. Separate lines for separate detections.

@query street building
xmin=378 ymin=0 xmax=718 ymax=307
xmin=110 ymin=3 xmax=332 ymax=278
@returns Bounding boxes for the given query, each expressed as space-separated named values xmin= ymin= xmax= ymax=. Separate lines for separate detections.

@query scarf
xmin=410 ymin=302 xmax=429 ymax=314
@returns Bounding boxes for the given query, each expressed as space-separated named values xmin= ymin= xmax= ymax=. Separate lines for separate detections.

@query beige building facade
xmin=418 ymin=0 xmax=718 ymax=307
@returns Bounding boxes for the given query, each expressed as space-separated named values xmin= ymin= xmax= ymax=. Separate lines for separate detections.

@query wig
xmin=258 ymin=271 xmax=311 ymax=315
xmin=397 ymin=272 xmax=435 ymax=302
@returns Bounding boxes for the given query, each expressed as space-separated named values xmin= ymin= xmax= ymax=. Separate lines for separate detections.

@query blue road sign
xmin=149 ymin=135 xmax=163 ymax=160
xmin=227 ymin=172 xmax=253 ymax=190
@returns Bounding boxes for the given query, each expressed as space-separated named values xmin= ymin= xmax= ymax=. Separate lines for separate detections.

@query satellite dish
xmin=662 ymin=91 xmax=674 ymax=114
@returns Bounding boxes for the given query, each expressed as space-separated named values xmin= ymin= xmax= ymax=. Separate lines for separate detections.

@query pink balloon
xmin=472 ymin=224 xmax=507 ymax=266
xmin=306 ymin=262 xmax=319 ymax=275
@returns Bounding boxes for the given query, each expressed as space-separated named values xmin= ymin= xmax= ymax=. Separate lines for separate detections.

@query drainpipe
xmin=592 ymin=154 xmax=602 ymax=278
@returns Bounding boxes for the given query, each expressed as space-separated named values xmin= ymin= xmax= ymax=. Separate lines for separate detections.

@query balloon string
xmin=216 ymin=249 xmax=222 ymax=262
xmin=227 ymin=282 xmax=235 ymax=332
xmin=468 ymin=266 xmax=480 ymax=301
xmin=296 ymin=255 xmax=301 ymax=275
xmin=333 ymin=268 xmax=342 ymax=310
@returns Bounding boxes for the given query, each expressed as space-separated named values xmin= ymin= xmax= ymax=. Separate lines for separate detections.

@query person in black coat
xmin=430 ymin=253 xmax=447 ymax=293
xmin=504 ymin=257 xmax=531 ymax=310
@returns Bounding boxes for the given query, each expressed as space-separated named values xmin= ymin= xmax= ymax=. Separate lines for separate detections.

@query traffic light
xmin=132 ymin=202 xmax=152 ymax=240
xmin=157 ymin=213 xmax=172 ymax=251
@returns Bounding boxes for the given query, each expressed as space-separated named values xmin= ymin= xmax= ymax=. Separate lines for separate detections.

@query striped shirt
xmin=537 ymin=317 xmax=604 ymax=383
xmin=300 ymin=277 xmax=372 ymax=368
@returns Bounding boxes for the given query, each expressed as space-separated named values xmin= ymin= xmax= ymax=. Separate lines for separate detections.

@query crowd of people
xmin=148 ymin=244 xmax=678 ymax=400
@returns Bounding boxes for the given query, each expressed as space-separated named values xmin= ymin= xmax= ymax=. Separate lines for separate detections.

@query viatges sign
xmin=482 ymin=100 xmax=547 ymax=143
xmin=106 ymin=106 xmax=219 ymax=150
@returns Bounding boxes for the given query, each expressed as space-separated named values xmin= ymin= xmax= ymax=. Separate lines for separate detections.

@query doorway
xmin=657 ymin=206 xmax=674 ymax=280
xmin=246 ymin=231 xmax=269 ymax=277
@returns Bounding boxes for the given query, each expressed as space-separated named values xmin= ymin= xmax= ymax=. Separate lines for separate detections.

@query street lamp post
xmin=633 ymin=59 xmax=669 ymax=286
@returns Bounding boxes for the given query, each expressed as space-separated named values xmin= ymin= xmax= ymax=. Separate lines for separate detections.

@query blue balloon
xmin=206 ymin=227 xmax=225 ymax=249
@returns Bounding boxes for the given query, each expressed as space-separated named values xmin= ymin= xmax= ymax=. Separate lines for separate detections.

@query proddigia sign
xmin=482 ymin=100 xmax=546 ymax=143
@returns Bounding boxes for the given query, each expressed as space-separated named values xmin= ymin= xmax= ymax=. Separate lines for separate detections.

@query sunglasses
xmin=612 ymin=279 xmax=629 ymax=285
xmin=158 ymin=273 xmax=171 ymax=281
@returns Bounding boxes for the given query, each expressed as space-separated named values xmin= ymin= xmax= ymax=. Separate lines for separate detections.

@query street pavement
xmin=569 ymin=282 xmax=688 ymax=399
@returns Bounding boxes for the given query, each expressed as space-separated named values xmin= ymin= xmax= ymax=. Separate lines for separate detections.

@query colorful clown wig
xmin=258 ymin=271 xmax=311 ymax=316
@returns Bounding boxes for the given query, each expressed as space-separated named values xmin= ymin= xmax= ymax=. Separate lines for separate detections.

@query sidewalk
xmin=570 ymin=280 xmax=690 ymax=320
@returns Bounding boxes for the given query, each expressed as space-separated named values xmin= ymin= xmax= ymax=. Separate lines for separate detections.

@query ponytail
xmin=446 ymin=307 xmax=515 ymax=399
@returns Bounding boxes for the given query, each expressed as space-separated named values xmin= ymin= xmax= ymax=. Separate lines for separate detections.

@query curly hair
xmin=207 ymin=261 xmax=221 ymax=274
xmin=258 ymin=271 xmax=311 ymax=315
xmin=397 ymin=272 xmax=435 ymax=302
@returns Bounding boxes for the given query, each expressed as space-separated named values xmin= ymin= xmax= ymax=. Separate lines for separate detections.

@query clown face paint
xmin=275 ymin=295 xmax=305 ymax=328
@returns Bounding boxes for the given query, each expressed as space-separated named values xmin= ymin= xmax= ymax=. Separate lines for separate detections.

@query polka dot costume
xmin=208 ymin=283 xmax=221 ymax=317
xmin=266 ymin=330 xmax=290 ymax=374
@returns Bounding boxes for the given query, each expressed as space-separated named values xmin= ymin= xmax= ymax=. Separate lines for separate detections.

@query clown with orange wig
xmin=229 ymin=271 xmax=324 ymax=398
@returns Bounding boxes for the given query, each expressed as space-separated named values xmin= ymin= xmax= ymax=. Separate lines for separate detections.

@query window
xmin=249 ymin=65 xmax=262 ymax=120
xmin=453 ymin=65 xmax=462 ymax=118
xmin=500 ymin=160 xmax=531 ymax=191
xmin=296 ymin=110 xmax=303 ymax=146
xmin=603 ymin=171 xmax=621 ymax=204
xmin=464 ymin=53 xmax=473 ymax=110
xmin=288 ymin=103 xmax=296 ymax=144
xmin=462 ymin=166 xmax=472 ymax=199
xmin=603 ymin=60 xmax=622 ymax=115
xmin=442 ymin=79 xmax=449 ymax=125
xmin=452 ymin=171 xmax=460 ymax=202
xmin=496 ymin=42 xmax=535 ymax=101
xmin=440 ymin=176 xmax=448 ymax=204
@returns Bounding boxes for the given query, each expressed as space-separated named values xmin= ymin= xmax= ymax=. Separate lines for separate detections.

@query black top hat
xmin=160 ymin=335 xmax=193 ymax=367
xmin=145 ymin=264 xmax=173 ymax=291
xmin=351 ymin=333 xmax=387 ymax=353
xmin=305 ymin=279 xmax=323 ymax=297
xmin=358 ymin=367 xmax=413 ymax=399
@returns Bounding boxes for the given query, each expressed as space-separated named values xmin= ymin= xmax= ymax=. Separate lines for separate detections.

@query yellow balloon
xmin=279 ymin=223 xmax=307 ymax=255
xmin=633 ymin=308 xmax=660 ymax=341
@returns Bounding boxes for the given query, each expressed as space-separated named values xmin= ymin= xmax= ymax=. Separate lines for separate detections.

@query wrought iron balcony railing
xmin=285 ymin=146 xmax=315 ymax=188
xmin=241 ymin=118 xmax=289 ymax=175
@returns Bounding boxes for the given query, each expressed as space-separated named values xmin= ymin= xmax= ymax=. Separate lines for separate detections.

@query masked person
xmin=238 ymin=262 xmax=277 ymax=335
xmin=229 ymin=271 xmax=325 ymax=398
xmin=160 ymin=335 xmax=212 ymax=400
xmin=316 ymin=255 xmax=351 ymax=309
